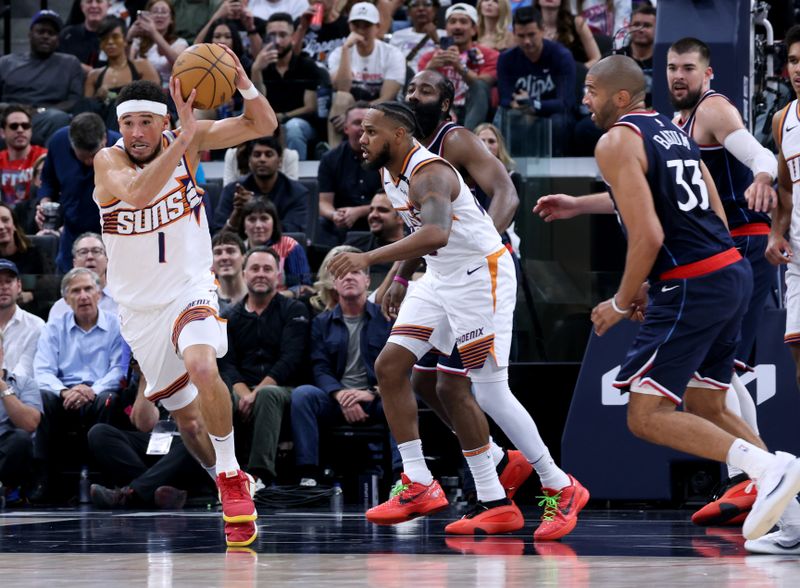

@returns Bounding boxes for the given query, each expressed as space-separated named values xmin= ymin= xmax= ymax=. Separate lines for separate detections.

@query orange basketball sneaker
xmin=498 ymin=450 xmax=533 ymax=499
xmin=217 ymin=470 xmax=259 ymax=547
xmin=445 ymin=498 xmax=525 ymax=534
xmin=366 ymin=474 xmax=449 ymax=525
xmin=534 ymin=475 xmax=589 ymax=541
xmin=691 ymin=475 xmax=756 ymax=526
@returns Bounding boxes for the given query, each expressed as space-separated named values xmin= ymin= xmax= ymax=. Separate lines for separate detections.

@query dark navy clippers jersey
xmin=608 ymin=111 xmax=735 ymax=282
xmin=425 ymin=121 xmax=460 ymax=156
xmin=678 ymin=90 xmax=770 ymax=230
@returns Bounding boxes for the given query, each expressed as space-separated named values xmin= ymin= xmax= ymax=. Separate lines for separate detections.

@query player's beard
xmin=362 ymin=141 xmax=391 ymax=171
xmin=669 ymin=85 xmax=703 ymax=111
xmin=408 ymin=98 xmax=445 ymax=139
xmin=126 ymin=141 xmax=163 ymax=166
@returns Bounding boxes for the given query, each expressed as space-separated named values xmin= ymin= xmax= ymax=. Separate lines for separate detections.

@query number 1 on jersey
xmin=158 ymin=231 xmax=166 ymax=263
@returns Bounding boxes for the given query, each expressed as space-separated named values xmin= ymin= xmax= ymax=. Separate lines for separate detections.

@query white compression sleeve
xmin=723 ymin=128 xmax=778 ymax=180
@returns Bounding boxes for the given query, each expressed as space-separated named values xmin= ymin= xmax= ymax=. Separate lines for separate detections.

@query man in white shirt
xmin=47 ymin=232 xmax=117 ymax=322
xmin=250 ymin=0 xmax=309 ymax=20
xmin=389 ymin=0 xmax=446 ymax=74
xmin=326 ymin=2 xmax=406 ymax=147
xmin=0 ymin=259 xmax=44 ymax=379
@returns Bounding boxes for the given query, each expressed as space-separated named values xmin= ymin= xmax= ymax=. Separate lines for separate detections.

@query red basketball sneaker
xmin=498 ymin=450 xmax=533 ymax=499
xmin=533 ymin=475 xmax=589 ymax=541
xmin=691 ymin=475 xmax=756 ymax=526
xmin=366 ymin=474 xmax=449 ymax=525
xmin=217 ymin=470 xmax=258 ymax=523
xmin=445 ymin=498 xmax=525 ymax=534
xmin=224 ymin=519 xmax=258 ymax=547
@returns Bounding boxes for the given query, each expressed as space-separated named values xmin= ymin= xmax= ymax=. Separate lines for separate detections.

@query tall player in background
xmin=585 ymin=55 xmax=800 ymax=548
xmin=535 ymin=38 xmax=779 ymax=527
xmin=759 ymin=24 xmax=800 ymax=555
xmin=92 ymin=47 xmax=277 ymax=547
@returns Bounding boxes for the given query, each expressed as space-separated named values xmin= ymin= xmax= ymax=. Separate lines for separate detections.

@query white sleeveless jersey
xmin=779 ymin=100 xmax=800 ymax=261
xmin=97 ymin=131 xmax=215 ymax=311
xmin=382 ymin=142 xmax=502 ymax=275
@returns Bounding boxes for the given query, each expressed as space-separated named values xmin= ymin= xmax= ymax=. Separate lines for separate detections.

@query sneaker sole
xmin=744 ymin=537 xmax=800 ymax=555
xmin=691 ymin=500 xmax=754 ymax=527
xmin=367 ymin=501 xmax=449 ymax=526
xmin=743 ymin=460 xmax=800 ymax=540
xmin=223 ymin=510 xmax=258 ymax=523
xmin=226 ymin=523 xmax=259 ymax=547
xmin=445 ymin=510 xmax=525 ymax=535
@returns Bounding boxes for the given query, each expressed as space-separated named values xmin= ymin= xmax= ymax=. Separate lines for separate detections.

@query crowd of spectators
xmin=0 ymin=0 xmax=654 ymax=505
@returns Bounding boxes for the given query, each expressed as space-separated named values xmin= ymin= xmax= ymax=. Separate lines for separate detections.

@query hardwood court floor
xmin=1 ymin=505 xmax=799 ymax=586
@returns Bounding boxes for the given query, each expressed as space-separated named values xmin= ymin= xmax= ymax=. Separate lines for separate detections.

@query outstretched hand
xmin=169 ymin=77 xmax=197 ymax=138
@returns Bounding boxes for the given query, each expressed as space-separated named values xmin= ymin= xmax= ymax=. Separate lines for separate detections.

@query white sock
xmin=731 ymin=374 xmax=759 ymax=435
xmin=489 ymin=437 xmax=504 ymax=467
xmin=202 ymin=463 xmax=217 ymax=482
xmin=724 ymin=385 xmax=745 ymax=479
xmin=398 ymin=439 xmax=433 ymax=485
xmin=464 ymin=444 xmax=506 ymax=503
xmin=472 ymin=379 xmax=569 ymax=489
xmin=533 ymin=450 xmax=571 ymax=490
xmin=726 ymin=438 xmax=775 ymax=481
xmin=209 ymin=430 xmax=239 ymax=475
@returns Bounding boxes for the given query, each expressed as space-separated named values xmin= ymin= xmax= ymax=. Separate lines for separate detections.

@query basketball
xmin=171 ymin=43 xmax=237 ymax=110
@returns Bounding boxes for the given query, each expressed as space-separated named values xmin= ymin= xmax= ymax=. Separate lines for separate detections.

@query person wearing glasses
xmin=0 ymin=105 xmax=48 ymax=209
xmin=47 ymin=233 xmax=118 ymax=322
xmin=614 ymin=5 xmax=655 ymax=107
xmin=388 ymin=0 xmax=445 ymax=74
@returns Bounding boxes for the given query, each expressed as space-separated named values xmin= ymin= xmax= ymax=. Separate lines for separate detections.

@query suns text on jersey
xmin=112 ymin=182 xmax=202 ymax=235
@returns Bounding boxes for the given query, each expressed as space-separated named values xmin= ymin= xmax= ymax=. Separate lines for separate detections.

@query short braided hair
xmin=370 ymin=101 xmax=419 ymax=136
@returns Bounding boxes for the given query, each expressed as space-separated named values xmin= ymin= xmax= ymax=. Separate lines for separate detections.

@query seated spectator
xmin=0 ymin=203 xmax=54 ymax=278
xmin=32 ymin=268 xmax=127 ymax=501
xmin=389 ymin=0 xmax=446 ymax=74
xmin=48 ymin=233 xmax=117 ymax=322
xmin=326 ymin=3 xmax=405 ymax=147
xmin=308 ymin=244 xmax=359 ymax=316
xmin=0 ymin=105 xmax=48 ymax=209
xmin=294 ymin=0 xmax=350 ymax=67
xmin=536 ymin=0 xmax=600 ymax=67
xmin=250 ymin=0 xmax=310 ymax=21
xmin=317 ymin=102 xmax=381 ymax=246
xmin=0 ymin=10 xmax=84 ymax=145
xmin=0 ymin=260 xmax=45 ymax=379
xmin=87 ymin=368 xmax=214 ymax=509
xmin=252 ymin=13 xmax=320 ymax=160
xmin=212 ymin=231 xmax=248 ymax=312
xmin=418 ymin=3 xmax=499 ymax=130
xmin=128 ymin=0 xmax=189 ymax=89
xmin=238 ymin=199 xmax=312 ymax=293
xmin=291 ymin=262 xmax=393 ymax=486
xmin=213 ymin=136 xmax=308 ymax=234
xmin=616 ymin=4 xmax=654 ymax=106
xmin=344 ymin=191 xmax=405 ymax=276
xmin=495 ymin=7 xmax=575 ymax=156
xmin=172 ymin=0 xmax=226 ymax=40
xmin=577 ymin=0 xmax=629 ymax=38
xmin=60 ymin=0 xmax=112 ymax=75
xmin=477 ymin=0 xmax=516 ymax=52
xmin=195 ymin=3 xmax=263 ymax=61
xmin=222 ymin=126 xmax=299 ymax=184
xmin=0 ymin=331 xmax=42 ymax=497
xmin=84 ymin=16 xmax=161 ymax=132
xmin=37 ymin=113 xmax=121 ymax=273
xmin=219 ymin=247 xmax=310 ymax=485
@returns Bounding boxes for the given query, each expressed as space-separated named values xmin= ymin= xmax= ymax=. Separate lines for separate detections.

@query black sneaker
xmin=90 ymin=484 xmax=133 ymax=509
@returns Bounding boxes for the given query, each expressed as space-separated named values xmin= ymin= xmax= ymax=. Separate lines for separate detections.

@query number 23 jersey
xmin=96 ymin=130 xmax=215 ymax=311
xmin=606 ymin=111 xmax=735 ymax=282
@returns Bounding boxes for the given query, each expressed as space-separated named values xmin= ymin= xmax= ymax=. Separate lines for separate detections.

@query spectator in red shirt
xmin=418 ymin=3 xmax=498 ymax=130
xmin=0 ymin=105 xmax=47 ymax=209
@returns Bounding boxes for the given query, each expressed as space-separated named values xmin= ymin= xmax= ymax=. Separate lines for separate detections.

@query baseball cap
xmin=445 ymin=3 xmax=478 ymax=24
xmin=349 ymin=2 xmax=380 ymax=24
xmin=0 ymin=259 xmax=19 ymax=277
xmin=31 ymin=9 xmax=63 ymax=32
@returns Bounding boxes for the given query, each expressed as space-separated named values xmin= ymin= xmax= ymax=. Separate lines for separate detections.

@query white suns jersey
xmin=382 ymin=142 xmax=502 ymax=275
xmin=97 ymin=131 xmax=215 ymax=311
xmin=779 ymin=100 xmax=800 ymax=262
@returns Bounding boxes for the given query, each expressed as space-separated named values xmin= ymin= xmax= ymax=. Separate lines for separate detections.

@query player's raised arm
xmin=591 ymin=126 xmax=663 ymax=336
xmin=194 ymin=44 xmax=278 ymax=151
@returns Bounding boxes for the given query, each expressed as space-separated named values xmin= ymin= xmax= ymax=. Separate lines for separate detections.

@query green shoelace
xmin=390 ymin=480 xmax=410 ymax=498
xmin=537 ymin=492 xmax=562 ymax=521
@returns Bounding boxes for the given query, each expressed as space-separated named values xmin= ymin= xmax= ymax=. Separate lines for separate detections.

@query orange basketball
xmin=171 ymin=43 xmax=237 ymax=110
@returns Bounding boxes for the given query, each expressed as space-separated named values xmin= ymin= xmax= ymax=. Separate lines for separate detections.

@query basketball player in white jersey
xmin=757 ymin=24 xmax=800 ymax=555
xmin=92 ymin=46 xmax=277 ymax=547
xmin=330 ymin=101 xmax=588 ymax=536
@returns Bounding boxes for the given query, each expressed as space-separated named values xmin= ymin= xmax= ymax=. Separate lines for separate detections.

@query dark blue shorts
xmin=414 ymin=347 xmax=467 ymax=376
xmin=734 ymin=233 xmax=772 ymax=368
xmin=614 ymin=259 xmax=753 ymax=404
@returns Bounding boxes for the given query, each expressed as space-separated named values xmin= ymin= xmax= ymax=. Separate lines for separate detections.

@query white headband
xmin=116 ymin=100 xmax=168 ymax=118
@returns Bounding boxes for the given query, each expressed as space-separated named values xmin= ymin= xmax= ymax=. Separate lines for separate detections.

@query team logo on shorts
xmin=456 ymin=327 xmax=484 ymax=346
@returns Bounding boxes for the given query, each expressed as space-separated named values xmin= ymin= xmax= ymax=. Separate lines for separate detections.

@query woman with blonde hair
xmin=309 ymin=245 xmax=362 ymax=314
xmin=477 ymin=0 xmax=515 ymax=52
